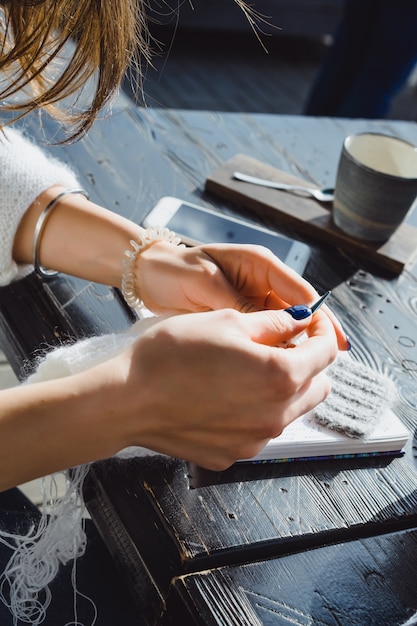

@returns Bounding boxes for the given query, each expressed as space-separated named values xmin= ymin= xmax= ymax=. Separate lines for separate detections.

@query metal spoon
xmin=233 ymin=171 xmax=335 ymax=203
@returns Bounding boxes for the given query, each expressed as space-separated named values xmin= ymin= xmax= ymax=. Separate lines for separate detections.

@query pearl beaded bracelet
xmin=121 ymin=227 xmax=182 ymax=309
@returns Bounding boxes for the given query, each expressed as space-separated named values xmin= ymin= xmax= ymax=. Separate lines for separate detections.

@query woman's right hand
xmin=0 ymin=304 xmax=339 ymax=490
xmin=103 ymin=306 xmax=338 ymax=470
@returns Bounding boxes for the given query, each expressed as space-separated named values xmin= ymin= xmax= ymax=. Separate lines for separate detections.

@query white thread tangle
xmin=0 ymin=465 xmax=93 ymax=626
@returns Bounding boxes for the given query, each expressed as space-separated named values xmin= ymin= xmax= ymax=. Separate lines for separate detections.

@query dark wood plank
xmin=166 ymin=528 xmax=417 ymax=625
xmin=85 ymin=451 xmax=417 ymax=571
xmin=2 ymin=108 xmax=417 ymax=624
xmin=83 ymin=440 xmax=417 ymax=624
xmin=205 ymin=153 xmax=417 ymax=274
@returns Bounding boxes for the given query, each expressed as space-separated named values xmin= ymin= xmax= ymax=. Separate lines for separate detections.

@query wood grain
xmin=205 ymin=153 xmax=417 ymax=274
xmin=1 ymin=108 xmax=417 ymax=625
xmin=167 ymin=528 xmax=417 ymax=625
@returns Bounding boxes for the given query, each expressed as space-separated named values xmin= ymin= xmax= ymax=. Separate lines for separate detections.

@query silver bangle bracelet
xmin=32 ymin=188 xmax=89 ymax=278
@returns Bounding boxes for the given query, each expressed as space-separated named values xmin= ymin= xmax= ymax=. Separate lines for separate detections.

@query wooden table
xmin=1 ymin=105 xmax=417 ymax=625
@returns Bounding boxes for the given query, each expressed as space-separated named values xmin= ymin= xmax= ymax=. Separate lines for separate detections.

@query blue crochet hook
xmin=311 ymin=290 xmax=332 ymax=313
xmin=285 ymin=290 xmax=331 ymax=320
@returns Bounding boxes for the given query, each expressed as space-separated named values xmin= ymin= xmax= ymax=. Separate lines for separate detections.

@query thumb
xmin=245 ymin=305 xmax=313 ymax=346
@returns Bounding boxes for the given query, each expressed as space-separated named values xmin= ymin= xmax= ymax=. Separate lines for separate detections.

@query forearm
xmin=13 ymin=186 xmax=146 ymax=287
xmin=0 ymin=303 xmax=339 ymax=490
xmin=0 ymin=363 xmax=129 ymax=491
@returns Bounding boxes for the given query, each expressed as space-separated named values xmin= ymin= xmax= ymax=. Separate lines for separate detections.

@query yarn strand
xmin=0 ymin=465 xmax=91 ymax=626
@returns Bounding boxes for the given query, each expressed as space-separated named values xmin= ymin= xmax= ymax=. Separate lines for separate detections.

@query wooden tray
xmin=205 ymin=154 xmax=417 ymax=274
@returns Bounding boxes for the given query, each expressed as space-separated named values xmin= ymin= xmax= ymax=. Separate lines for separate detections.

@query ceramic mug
xmin=333 ymin=133 xmax=417 ymax=242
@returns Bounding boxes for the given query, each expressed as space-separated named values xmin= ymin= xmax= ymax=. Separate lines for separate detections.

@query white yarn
xmin=0 ymin=467 xmax=89 ymax=626
xmin=25 ymin=312 xmax=165 ymax=381
xmin=0 ymin=128 xmax=79 ymax=286
xmin=0 ymin=315 xmax=165 ymax=625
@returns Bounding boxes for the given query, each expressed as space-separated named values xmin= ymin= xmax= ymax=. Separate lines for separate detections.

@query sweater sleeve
xmin=0 ymin=127 xmax=81 ymax=285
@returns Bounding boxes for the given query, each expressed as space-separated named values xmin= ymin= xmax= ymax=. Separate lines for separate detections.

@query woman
xmin=0 ymin=1 xmax=348 ymax=624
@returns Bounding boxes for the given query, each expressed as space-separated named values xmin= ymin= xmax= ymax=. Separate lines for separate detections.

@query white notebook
xmin=241 ymin=407 xmax=409 ymax=463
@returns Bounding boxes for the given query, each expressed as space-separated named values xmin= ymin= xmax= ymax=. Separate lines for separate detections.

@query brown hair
xmin=0 ymin=0 xmax=151 ymax=142
xmin=0 ymin=1 xmax=261 ymax=143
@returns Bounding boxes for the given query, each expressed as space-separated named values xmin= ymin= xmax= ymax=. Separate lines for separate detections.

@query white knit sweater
xmin=0 ymin=127 xmax=79 ymax=285
xmin=0 ymin=127 xmax=156 ymax=624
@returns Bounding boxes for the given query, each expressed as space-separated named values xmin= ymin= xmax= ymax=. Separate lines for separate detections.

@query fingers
xmin=269 ymin=370 xmax=332 ymax=437
xmin=243 ymin=307 xmax=314 ymax=344
xmin=125 ymin=307 xmax=338 ymax=471
xmin=265 ymin=289 xmax=350 ymax=352
xmin=200 ymin=244 xmax=350 ymax=351
xmin=319 ymin=303 xmax=351 ymax=351
xmin=264 ymin=260 xmax=350 ymax=351
xmin=285 ymin=312 xmax=339 ymax=379
xmin=241 ymin=307 xmax=339 ymax=380
xmin=193 ymin=266 xmax=262 ymax=312
xmin=149 ymin=369 xmax=332 ymax=471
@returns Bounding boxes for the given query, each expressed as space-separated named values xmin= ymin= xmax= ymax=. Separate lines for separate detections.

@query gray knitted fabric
xmin=314 ymin=356 xmax=395 ymax=439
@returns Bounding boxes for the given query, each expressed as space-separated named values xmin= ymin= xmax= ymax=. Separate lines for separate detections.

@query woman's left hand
xmin=137 ymin=241 xmax=350 ymax=350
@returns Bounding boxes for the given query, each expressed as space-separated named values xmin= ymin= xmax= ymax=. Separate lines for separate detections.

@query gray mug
xmin=333 ymin=133 xmax=417 ymax=242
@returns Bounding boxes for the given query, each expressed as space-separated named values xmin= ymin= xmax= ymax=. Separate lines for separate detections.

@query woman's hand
xmin=13 ymin=189 xmax=348 ymax=350
xmin=137 ymin=241 xmax=350 ymax=350
xmin=106 ymin=306 xmax=338 ymax=471
xmin=0 ymin=293 xmax=338 ymax=489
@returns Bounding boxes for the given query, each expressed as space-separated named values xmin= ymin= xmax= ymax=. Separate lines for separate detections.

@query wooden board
xmin=205 ymin=154 xmax=417 ymax=274
xmin=83 ymin=449 xmax=417 ymax=625
xmin=166 ymin=528 xmax=417 ymax=625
